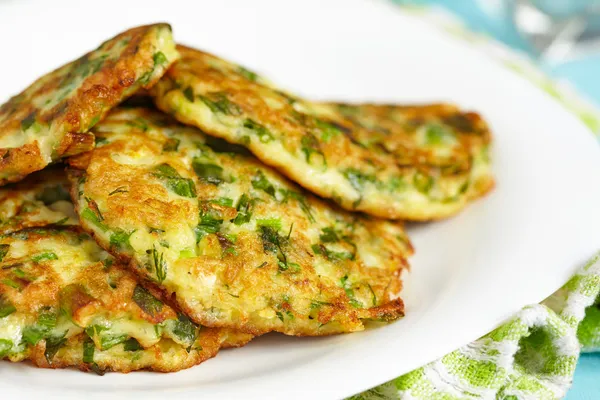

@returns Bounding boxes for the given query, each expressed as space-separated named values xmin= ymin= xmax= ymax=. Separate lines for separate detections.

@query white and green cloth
xmin=351 ymin=6 xmax=600 ymax=400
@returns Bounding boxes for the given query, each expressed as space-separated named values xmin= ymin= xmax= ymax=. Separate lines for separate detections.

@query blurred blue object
xmin=394 ymin=0 xmax=600 ymax=105
xmin=567 ymin=354 xmax=600 ymax=399
xmin=394 ymin=1 xmax=600 ymax=398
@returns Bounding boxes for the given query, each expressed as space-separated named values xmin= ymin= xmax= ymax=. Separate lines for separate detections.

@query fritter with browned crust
xmin=150 ymin=46 xmax=493 ymax=220
xmin=68 ymin=107 xmax=412 ymax=336
xmin=0 ymin=24 xmax=179 ymax=186
xmin=0 ymin=171 xmax=251 ymax=373
xmin=0 ymin=167 xmax=77 ymax=233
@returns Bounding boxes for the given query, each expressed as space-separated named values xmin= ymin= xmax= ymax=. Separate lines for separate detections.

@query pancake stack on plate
xmin=0 ymin=24 xmax=493 ymax=373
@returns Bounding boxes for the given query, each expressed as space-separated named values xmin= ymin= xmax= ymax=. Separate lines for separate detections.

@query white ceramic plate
xmin=2 ymin=0 xmax=600 ymax=398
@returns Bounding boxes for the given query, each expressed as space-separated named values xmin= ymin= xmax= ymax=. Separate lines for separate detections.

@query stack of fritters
xmin=0 ymin=24 xmax=493 ymax=373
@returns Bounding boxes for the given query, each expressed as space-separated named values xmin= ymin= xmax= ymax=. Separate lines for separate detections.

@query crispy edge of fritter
xmin=0 ymin=170 xmax=254 ymax=372
xmin=151 ymin=46 xmax=493 ymax=221
xmin=0 ymin=225 xmax=254 ymax=373
xmin=66 ymin=167 xmax=405 ymax=337
xmin=0 ymin=23 xmax=179 ymax=186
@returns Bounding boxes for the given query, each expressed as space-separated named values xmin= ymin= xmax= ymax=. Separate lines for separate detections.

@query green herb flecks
xmin=153 ymin=51 xmax=167 ymax=66
xmin=20 ymin=112 xmax=36 ymax=131
xmin=169 ymin=314 xmax=198 ymax=347
xmin=340 ymin=275 xmax=363 ymax=308
xmin=232 ymin=194 xmax=257 ymax=225
xmin=138 ymin=52 xmax=168 ymax=85
xmin=163 ymin=137 xmax=180 ymax=152
xmin=0 ymin=244 xmax=9 ymax=262
xmin=31 ymin=251 xmax=58 ymax=263
xmin=193 ymin=159 xmax=224 ymax=185
xmin=195 ymin=207 xmax=223 ymax=242
xmin=0 ymin=339 xmax=12 ymax=357
xmin=251 ymin=171 xmax=276 ymax=198
xmin=44 ymin=333 xmax=67 ymax=363
xmin=126 ymin=117 xmax=149 ymax=132
xmin=238 ymin=66 xmax=258 ymax=81
xmin=123 ymin=338 xmax=142 ymax=352
xmin=259 ymin=226 xmax=280 ymax=254
xmin=85 ymin=325 xmax=128 ymax=351
xmin=87 ymin=115 xmax=101 ymax=130
xmin=258 ymin=224 xmax=298 ymax=273
xmin=315 ymin=118 xmax=343 ymax=142
xmin=183 ymin=87 xmax=195 ymax=102
xmin=243 ymin=119 xmax=274 ymax=143
xmin=22 ymin=310 xmax=57 ymax=345
xmin=310 ymin=300 xmax=332 ymax=310
xmin=319 ymin=227 xmax=339 ymax=243
xmin=101 ymin=333 xmax=129 ymax=350
xmin=210 ymin=197 xmax=234 ymax=207
xmin=13 ymin=268 xmax=35 ymax=283
xmin=1 ymin=279 xmax=21 ymax=290
xmin=388 ymin=176 xmax=407 ymax=192
xmin=344 ymin=168 xmax=376 ymax=193
xmin=257 ymin=218 xmax=282 ymax=231
xmin=413 ymin=171 xmax=434 ymax=194
xmin=81 ymin=196 xmax=108 ymax=230
xmin=152 ymin=163 xmax=197 ymax=198
xmin=0 ymin=296 xmax=16 ymax=318
xmin=424 ymin=123 xmax=453 ymax=145
xmin=343 ymin=168 xmax=378 ymax=207
xmin=311 ymin=244 xmax=354 ymax=262
xmin=301 ymin=134 xmax=326 ymax=166
xmin=367 ymin=283 xmax=377 ymax=307
xmin=132 ymin=285 xmax=164 ymax=317
xmin=203 ymin=135 xmax=251 ymax=156
xmin=151 ymin=246 xmax=168 ymax=283
xmin=82 ymin=336 xmax=95 ymax=363
xmin=178 ymin=248 xmax=195 ymax=259
xmin=109 ymin=229 xmax=135 ymax=251
xmin=95 ymin=136 xmax=108 ymax=146
xmin=216 ymin=233 xmax=238 ymax=257
xmin=198 ymin=93 xmax=241 ymax=116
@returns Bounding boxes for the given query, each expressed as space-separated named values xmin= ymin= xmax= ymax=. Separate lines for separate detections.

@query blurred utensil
xmin=512 ymin=0 xmax=600 ymax=62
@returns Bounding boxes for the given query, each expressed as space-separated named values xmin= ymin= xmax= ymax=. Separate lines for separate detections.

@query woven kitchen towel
xmin=352 ymin=255 xmax=600 ymax=399
xmin=350 ymin=6 xmax=600 ymax=400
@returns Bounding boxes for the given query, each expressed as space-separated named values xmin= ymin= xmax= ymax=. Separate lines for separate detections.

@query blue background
xmin=397 ymin=1 xmax=600 ymax=398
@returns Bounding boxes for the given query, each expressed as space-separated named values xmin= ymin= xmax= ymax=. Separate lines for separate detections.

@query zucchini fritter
xmin=150 ymin=46 xmax=493 ymax=220
xmin=68 ymin=108 xmax=412 ymax=336
xmin=0 ymin=167 xmax=78 ymax=233
xmin=0 ymin=24 xmax=179 ymax=186
xmin=0 ymin=172 xmax=251 ymax=373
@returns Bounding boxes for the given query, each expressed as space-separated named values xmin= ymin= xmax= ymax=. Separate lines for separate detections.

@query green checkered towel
xmin=350 ymin=6 xmax=600 ymax=400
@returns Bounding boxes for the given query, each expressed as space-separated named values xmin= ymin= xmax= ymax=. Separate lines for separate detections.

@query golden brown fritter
xmin=0 ymin=167 xmax=78 ymax=233
xmin=150 ymin=45 xmax=493 ymax=220
xmin=0 ymin=172 xmax=251 ymax=373
xmin=0 ymin=24 xmax=179 ymax=186
xmin=311 ymin=102 xmax=495 ymax=208
xmin=68 ymin=107 xmax=412 ymax=336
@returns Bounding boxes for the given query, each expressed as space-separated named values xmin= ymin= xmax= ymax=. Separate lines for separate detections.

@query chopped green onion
xmin=243 ymin=119 xmax=273 ymax=143
xmin=251 ymin=171 xmax=276 ymax=197
xmin=123 ymin=337 xmax=142 ymax=352
xmin=0 ymin=244 xmax=9 ymax=262
xmin=44 ymin=334 xmax=67 ymax=363
xmin=31 ymin=252 xmax=58 ymax=263
xmin=193 ymin=160 xmax=224 ymax=185
xmin=0 ymin=296 xmax=16 ymax=318
xmin=132 ymin=285 xmax=164 ymax=316
xmin=0 ymin=339 xmax=13 ymax=357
